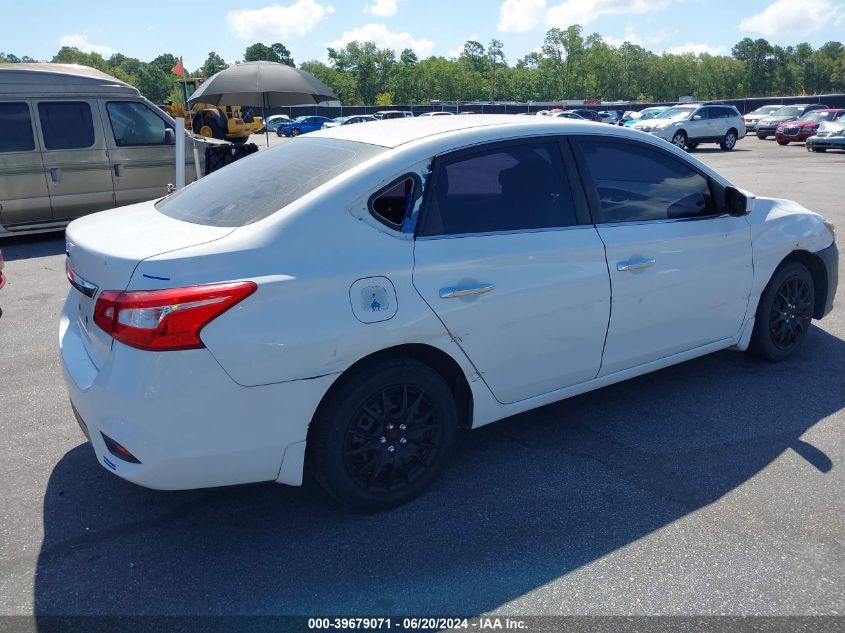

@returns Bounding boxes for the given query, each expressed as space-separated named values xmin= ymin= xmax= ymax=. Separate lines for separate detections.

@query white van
xmin=0 ymin=63 xmax=218 ymax=237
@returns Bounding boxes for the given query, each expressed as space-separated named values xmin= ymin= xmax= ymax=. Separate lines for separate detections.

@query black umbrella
xmin=187 ymin=61 xmax=339 ymax=146
xmin=187 ymin=60 xmax=338 ymax=108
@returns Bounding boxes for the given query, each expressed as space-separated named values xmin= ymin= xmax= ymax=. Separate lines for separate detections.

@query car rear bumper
xmin=816 ymin=241 xmax=838 ymax=319
xmin=59 ymin=298 xmax=335 ymax=490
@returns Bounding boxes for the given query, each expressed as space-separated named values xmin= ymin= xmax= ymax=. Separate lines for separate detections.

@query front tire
xmin=290 ymin=127 xmax=301 ymax=137
xmin=308 ymin=357 xmax=458 ymax=510
xmin=720 ymin=130 xmax=737 ymax=150
xmin=749 ymin=262 xmax=815 ymax=362
xmin=757 ymin=132 xmax=768 ymax=140
xmin=671 ymin=131 xmax=687 ymax=149
xmin=777 ymin=139 xmax=789 ymax=145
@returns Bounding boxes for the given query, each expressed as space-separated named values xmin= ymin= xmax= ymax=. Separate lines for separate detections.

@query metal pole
xmin=175 ymin=117 xmax=185 ymax=189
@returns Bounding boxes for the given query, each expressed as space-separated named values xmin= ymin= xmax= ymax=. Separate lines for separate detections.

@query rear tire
xmin=757 ymin=132 xmax=768 ymax=140
xmin=308 ymin=357 xmax=458 ymax=511
xmin=687 ymin=142 xmax=699 ymax=149
xmin=720 ymin=130 xmax=737 ymax=150
xmin=749 ymin=262 xmax=815 ymax=362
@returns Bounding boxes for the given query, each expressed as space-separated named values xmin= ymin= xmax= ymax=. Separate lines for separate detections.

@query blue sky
xmin=2 ymin=0 xmax=844 ymax=69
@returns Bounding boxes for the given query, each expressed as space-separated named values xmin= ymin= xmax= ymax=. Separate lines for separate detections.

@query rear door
xmin=35 ymin=99 xmax=115 ymax=220
xmin=0 ymin=100 xmax=52 ymax=226
xmin=412 ymin=138 xmax=611 ymax=404
xmin=572 ymin=136 xmax=752 ymax=375
xmin=99 ymin=99 xmax=189 ymax=206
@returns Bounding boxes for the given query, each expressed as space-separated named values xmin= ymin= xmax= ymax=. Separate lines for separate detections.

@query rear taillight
xmin=93 ymin=281 xmax=256 ymax=351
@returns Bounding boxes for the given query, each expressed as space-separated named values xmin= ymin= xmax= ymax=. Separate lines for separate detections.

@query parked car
xmin=321 ymin=115 xmax=377 ymax=129
xmin=554 ymin=111 xmax=588 ymax=120
xmin=755 ymin=104 xmax=828 ymax=139
xmin=374 ymin=110 xmax=414 ymax=120
xmin=60 ymin=115 xmax=838 ymax=510
xmin=568 ymin=109 xmax=604 ymax=123
xmin=276 ymin=115 xmax=334 ymax=137
xmin=806 ymin=120 xmax=845 ymax=153
xmin=264 ymin=114 xmax=292 ymax=133
xmin=743 ymin=104 xmax=783 ymax=131
xmin=598 ymin=110 xmax=624 ymax=124
xmin=417 ymin=111 xmax=455 ymax=117
xmin=0 ymin=247 xmax=5 ymax=291
xmin=775 ymin=109 xmax=845 ymax=145
xmin=631 ymin=103 xmax=746 ymax=150
xmin=624 ymin=107 xmax=667 ymax=127
xmin=0 ymin=63 xmax=218 ymax=238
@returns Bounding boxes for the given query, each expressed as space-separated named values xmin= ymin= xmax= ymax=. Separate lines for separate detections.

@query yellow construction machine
xmin=161 ymin=78 xmax=264 ymax=145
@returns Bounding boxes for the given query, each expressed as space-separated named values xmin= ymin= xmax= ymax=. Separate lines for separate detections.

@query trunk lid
xmin=65 ymin=201 xmax=237 ymax=369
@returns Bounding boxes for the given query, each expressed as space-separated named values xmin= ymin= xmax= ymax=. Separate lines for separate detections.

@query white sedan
xmin=60 ymin=116 xmax=839 ymax=510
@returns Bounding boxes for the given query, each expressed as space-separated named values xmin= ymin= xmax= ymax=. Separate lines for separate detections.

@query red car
xmin=0 ymin=248 xmax=5 ymax=291
xmin=776 ymin=109 xmax=845 ymax=145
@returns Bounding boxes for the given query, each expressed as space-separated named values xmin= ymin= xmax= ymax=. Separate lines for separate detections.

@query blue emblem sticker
xmin=349 ymin=277 xmax=398 ymax=324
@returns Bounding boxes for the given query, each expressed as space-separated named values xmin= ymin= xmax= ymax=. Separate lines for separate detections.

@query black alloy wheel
xmin=308 ymin=357 xmax=457 ymax=510
xmin=750 ymin=262 xmax=815 ymax=361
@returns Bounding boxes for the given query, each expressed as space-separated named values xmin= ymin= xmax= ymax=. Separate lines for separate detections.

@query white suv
xmin=631 ymin=104 xmax=746 ymax=150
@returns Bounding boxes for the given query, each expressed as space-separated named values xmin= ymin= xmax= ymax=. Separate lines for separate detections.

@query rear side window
xmin=156 ymin=137 xmax=385 ymax=227
xmin=107 ymin=101 xmax=170 ymax=146
xmin=0 ymin=102 xmax=35 ymax=152
xmin=419 ymin=141 xmax=577 ymax=237
xmin=38 ymin=101 xmax=95 ymax=150
xmin=370 ymin=175 xmax=419 ymax=229
xmin=577 ymin=139 xmax=715 ymax=223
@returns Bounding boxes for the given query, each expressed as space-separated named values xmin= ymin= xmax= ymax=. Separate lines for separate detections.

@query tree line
xmin=2 ymin=26 xmax=844 ymax=105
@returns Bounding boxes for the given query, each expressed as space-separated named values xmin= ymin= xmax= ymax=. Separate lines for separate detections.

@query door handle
xmin=617 ymin=258 xmax=656 ymax=272
xmin=439 ymin=284 xmax=495 ymax=299
xmin=50 ymin=167 xmax=62 ymax=183
xmin=113 ymin=163 xmax=124 ymax=178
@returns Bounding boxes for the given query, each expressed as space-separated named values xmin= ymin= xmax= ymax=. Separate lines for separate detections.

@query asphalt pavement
xmin=0 ymin=135 xmax=843 ymax=623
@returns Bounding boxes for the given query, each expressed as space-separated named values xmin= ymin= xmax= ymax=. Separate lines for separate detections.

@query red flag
xmin=171 ymin=56 xmax=185 ymax=76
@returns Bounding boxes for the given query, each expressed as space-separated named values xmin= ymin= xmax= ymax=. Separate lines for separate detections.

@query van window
xmin=0 ymin=102 xmax=35 ymax=152
xmin=156 ymin=137 xmax=385 ymax=227
xmin=38 ymin=102 xmax=95 ymax=150
xmin=107 ymin=101 xmax=170 ymax=146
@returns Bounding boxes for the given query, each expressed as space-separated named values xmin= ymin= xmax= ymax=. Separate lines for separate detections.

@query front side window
xmin=418 ymin=141 xmax=577 ymax=237
xmin=0 ymin=102 xmax=35 ymax=152
xmin=107 ymin=101 xmax=170 ymax=146
xmin=578 ymin=139 xmax=716 ymax=224
xmin=38 ymin=101 xmax=95 ymax=150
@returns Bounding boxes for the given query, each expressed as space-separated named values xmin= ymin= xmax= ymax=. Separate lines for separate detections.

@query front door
xmin=100 ymin=99 xmax=193 ymax=206
xmin=35 ymin=99 xmax=115 ymax=220
xmin=573 ymin=136 xmax=753 ymax=376
xmin=412 ymin=139 xmax=611 ymax=404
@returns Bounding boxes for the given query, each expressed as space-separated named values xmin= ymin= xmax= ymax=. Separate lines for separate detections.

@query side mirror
xmin=692 ymin=114 xmax=703 ymax=121
xmin=164 ymin=128 xmax=175 ymax=145
xmin=725 ymin=186 xmax=749 ymax=217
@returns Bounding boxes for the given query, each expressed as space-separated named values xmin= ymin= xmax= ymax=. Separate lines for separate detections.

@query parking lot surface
xmin=0 ymin=136 xmax=843 ymax=619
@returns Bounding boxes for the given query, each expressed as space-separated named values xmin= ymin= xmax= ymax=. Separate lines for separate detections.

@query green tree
xmin=135 ymin=63 xmax=171 ymax=103
xmin=244 ymin=42 xmax=294 ymax=66
xmin=488 ymin=38 xmax=505 ymax=101
xmin=202 ymin=51 xmax=228 ymax=77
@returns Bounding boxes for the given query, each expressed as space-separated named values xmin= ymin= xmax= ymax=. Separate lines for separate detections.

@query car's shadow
xmin=34 ymin=328 xmax=844 ymax=619
xmin=1 ymin=232 xmax=66 ymax=261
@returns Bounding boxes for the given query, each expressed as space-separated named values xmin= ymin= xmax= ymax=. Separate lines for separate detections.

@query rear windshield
xmin=775 ymin=106 xmax=803 ymax=116
xmin=156 ymin=137 xmax=385 ymax=227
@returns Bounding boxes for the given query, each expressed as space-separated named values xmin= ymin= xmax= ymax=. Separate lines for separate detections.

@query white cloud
xmin=739 ymin=0 xmax=844 ymax=37
xmin=327 ymin=23 xmax=435 ymax=58
xmin=546 ymin=0 xmax=676 ymax=28
xmin=664 ymin=42 xmax=725 ymax=55
xmin=58 ymin=34 xmax=114 ymax=57
xmin=366 ymin=0 xmax=399 ymax=16
xmin=226 ymin=0 xmax=335 ymax=40
xmin=498 ymin=0 xmax=547 ymax=33
xmin=603 ymin=27 xmax=668 ymax=48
